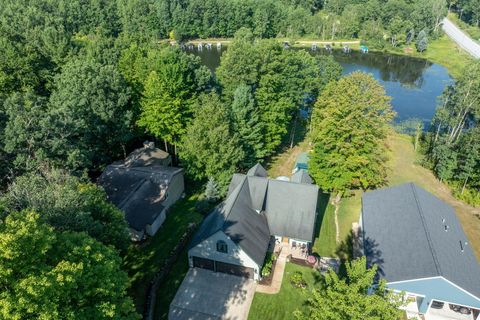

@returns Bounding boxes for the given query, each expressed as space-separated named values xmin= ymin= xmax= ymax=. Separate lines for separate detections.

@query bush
xmin=261 ymin=252 xmax=277 ymax=277
xmin=454 ymin=186 xmax=480 ymax=207
xmin=290 ymin=271 xmax=307 ymax=288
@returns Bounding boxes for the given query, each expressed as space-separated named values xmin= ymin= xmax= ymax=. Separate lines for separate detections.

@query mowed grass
xmin=386 ymin=35 xmax=472 ymax=78
xmin=248 ymin=263 xmax=321 ymax=320
xmin=386 ymin=133 xmax=480 ymax=260
xmin=123 ymin=194 xmax=204 ymax=313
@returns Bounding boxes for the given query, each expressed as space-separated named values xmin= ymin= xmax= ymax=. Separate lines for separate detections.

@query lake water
xmin=188 ymin=47 xmax=453 ymax=124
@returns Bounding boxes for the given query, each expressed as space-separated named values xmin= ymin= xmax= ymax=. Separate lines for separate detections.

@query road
xmin=442 ymin=17 xmax=480 ymax=59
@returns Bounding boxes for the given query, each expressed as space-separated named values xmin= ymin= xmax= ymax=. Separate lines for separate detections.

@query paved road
xmin=442 ymin=17 xmax=480 ymax=59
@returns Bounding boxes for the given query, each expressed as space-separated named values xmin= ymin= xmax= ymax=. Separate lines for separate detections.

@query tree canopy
xmin=309 ymin=72 xmax=395 ymax=192
xmin=294 ymin=257 xmax=403 ymax=320
xmin=0 ymin=211 xmax=138 ymax=319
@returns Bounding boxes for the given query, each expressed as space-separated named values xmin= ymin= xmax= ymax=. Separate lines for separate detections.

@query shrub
xmin=290 ymin=271 xmax=307 ymax=288
xmin=261 ymin=252 xmax=277 ymax=277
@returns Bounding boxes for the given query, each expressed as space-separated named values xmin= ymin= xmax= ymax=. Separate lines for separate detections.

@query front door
xmin=282 ymin=237 xmax=289 ymax=244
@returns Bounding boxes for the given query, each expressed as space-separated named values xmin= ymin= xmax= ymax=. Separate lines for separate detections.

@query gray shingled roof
xmin=190 ymin=164 xmax=319 ymax=266
xmin=362 ymin=183 xmax=480 ymax=298
xmin=291 ymin=169 xmax=313 ymax=184
xmin=265 ymin=179 xmax=318 ymax=241
xmin=98 ymin=165 xmax=182 ymax=232
xmin=247 ymin=163 xmax=267 ymax=177
xmin=190 ymin=175 xmax=270 ymax=265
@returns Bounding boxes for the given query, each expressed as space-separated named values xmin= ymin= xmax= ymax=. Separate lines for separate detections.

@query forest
xmin=1 ymin=0 xmax=480 ymax=318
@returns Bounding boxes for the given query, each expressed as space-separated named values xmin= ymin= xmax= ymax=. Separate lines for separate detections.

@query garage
xmin=192 ymin=256 xmax=214 ymax=271
xmin=191 ymin=256 xmax=254 ymax=279
xmin=216 ymin=261 xmax=254 ymax=279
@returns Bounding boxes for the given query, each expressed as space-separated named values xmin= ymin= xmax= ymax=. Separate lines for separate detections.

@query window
xmin=216 ymin=240 xmax=228 ymax=253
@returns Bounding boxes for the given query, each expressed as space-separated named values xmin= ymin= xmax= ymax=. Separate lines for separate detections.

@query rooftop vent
xmin=460 ymin=241 xmax=464 ymax=252
xmin=444 ymin=225 xmax=449 ymax=232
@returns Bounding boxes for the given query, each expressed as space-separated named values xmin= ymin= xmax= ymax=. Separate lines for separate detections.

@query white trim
xmin=388 ymin=276 xmax=443 ymax=285
xmin=425 ymin=298 xmax=480 ymax=314
xmin=440 ymin=277 xmax=480 ymax=304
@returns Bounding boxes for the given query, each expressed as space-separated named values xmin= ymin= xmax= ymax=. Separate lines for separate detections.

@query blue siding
xmin=388 ymin=277 xmax=480 ymax=313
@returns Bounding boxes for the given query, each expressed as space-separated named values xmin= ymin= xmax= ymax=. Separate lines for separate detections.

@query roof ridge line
xmin=410 ymin=183 xmax=442 ymax=275
xmin=222 ymin=176 xmax=248 ymax=223
xmin=119 ymin=178 xmax=148 ymax=209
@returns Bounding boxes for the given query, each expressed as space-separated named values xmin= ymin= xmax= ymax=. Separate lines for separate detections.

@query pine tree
xmin=230 ymin=84 xmax=265 ymax=166
xmin=415 ymin=29 xmax=428 ymax=52
xmin=205 ymin=177 xmax=220 ymax=202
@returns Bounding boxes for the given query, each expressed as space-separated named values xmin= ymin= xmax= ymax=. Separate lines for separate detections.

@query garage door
xmin=215 ymin=261 xmax=254 ymax=279
xmin=192 ymin=256 xmax=214 ymax=271
xmin=192 ymin=257 xmax=254 ymax=279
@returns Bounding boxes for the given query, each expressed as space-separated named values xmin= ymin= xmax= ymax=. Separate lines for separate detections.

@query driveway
xmin=442 ymin=17 xmax=480 ymax=59
xmin=169 ymin=268 xmax=257 ymax=320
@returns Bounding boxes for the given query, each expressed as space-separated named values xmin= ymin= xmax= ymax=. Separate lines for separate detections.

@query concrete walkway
xmin=256 ymin=246 xmax=289 ymax=294
xmin=442 ymin=17 xmax=480 ymax=59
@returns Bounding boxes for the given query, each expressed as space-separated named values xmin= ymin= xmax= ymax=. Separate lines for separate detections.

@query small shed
xmin=293 ymin=152 xmax=310 ymax=173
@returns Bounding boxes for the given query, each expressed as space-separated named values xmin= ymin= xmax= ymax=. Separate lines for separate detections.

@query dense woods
xmin=425 ymin=61 xmax=480 ymax=205
xmin=1 ymin=0 xmax=479 ymax=318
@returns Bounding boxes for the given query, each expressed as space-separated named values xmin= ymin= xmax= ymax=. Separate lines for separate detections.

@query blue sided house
xmin=361 ymin=183 xmax=480 ymax=320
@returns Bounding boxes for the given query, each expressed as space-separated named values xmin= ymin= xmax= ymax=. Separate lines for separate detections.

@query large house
xmin=99 ymin=142 xmax=184 ymax=241
xmin=361 ymin=183 xmax=480 ymax=320
xmin=188 ymin=164 xmax=319 ymax=280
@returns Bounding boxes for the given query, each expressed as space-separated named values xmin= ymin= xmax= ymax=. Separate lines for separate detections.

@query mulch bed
xmin=258 ymin=258 xmax=278 ymax=286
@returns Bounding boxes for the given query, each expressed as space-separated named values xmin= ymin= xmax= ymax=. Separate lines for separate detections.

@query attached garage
xmin=191 ymin=256 xmax=254 ymax=279
xmin=192 ymin=256 xmax=214 ymax=271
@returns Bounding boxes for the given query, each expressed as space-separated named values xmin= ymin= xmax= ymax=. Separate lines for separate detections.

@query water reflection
xmin=186 ymin=46 xmax=453 ymax=124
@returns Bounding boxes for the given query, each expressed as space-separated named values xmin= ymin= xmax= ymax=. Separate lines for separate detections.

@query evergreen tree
xmin=309 ymin=72 xmax=395 ymax=192
xmin=230 ymin=84 xmax=265 ymax=166
xmin=179 ymin=93 xmax=244 ymax=193
xmin=415 ymin=29 xmax=428 ymax=52
xmin=205 ymin=177 xmax=220 ymax=202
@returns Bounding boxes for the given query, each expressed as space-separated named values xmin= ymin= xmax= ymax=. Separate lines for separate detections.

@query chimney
xmin=143 ymin=140 xmax=154 ymax=149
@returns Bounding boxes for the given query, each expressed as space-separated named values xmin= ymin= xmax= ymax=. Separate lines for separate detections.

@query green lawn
xmin=123 ymin=193 xmax=204 ymax=313
xmin=248 ymin=263 xmax=321 ymax=320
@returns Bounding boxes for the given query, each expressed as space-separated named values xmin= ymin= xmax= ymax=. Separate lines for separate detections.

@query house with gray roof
xmin=188 ymin=164 xmax=319 ymax=280
xmin=361 ymin=183 xmax=480 ymax=320
xmin=98 ymin=142 xmax=184 ymax=241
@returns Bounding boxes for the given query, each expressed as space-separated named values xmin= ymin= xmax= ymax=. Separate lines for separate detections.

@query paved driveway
xmin=442 ymin=17 xmax=480 ymax=59
xmin=169 ymin=268 xmax=257 ymax=320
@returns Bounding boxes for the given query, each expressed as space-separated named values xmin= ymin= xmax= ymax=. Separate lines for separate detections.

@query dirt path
xmin=332 ymin=194 xmax=341 ymax=244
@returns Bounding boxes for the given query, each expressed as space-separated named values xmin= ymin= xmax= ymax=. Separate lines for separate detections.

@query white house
xmin=188 ymin=164 xmax=319 ymax=280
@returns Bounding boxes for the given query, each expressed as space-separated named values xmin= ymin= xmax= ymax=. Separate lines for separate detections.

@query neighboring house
xmin=361 ymin=183 xmax=480 ymax=320
xmin=98 ymin=142 xmax=184 ymax=241
xmin=188 ymin=164 xmax=319 ymax=280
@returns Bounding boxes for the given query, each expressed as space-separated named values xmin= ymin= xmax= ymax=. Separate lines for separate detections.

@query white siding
xmin=188 ymin=231 xmax=261 ymax=280
xmin=162 ymin=171 xmax=185 ymax=210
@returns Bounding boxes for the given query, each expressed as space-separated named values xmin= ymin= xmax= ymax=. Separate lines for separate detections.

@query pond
xmin=187 ymin=46 xmax=453 ymax=124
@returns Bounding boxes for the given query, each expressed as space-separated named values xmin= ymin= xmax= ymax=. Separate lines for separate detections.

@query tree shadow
xmin=313 ymin=192 xmax=331 ymax=240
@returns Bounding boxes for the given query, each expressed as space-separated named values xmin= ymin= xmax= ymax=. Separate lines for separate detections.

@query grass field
xmin=248 ymin=263 xmax=321 ymax=320
xmin=123 ymin=193 xmax=204 ymax=313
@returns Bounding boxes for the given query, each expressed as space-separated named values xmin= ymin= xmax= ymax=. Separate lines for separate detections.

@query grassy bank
xmin=448 ymin=12 xmax=480 ymax=42
xmin=267 ymin=131 xmax=480 ymax=261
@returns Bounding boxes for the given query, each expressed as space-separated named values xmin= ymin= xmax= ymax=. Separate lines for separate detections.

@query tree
xmin=230 ymin=84 xmax=265 ymax=166
xmin=205 ymin=177 xmax=220 ymax=202
xmin=1 ymin=169 xmax=129 ymax=251
xmin=309 ymin=72 xmax=395 ymax=192
xmin=415 ymin=29 xmax=428 ymax=52
xmin=294 ymin=257 xmax=403 ymax=320
xmin=0 ymin=211 xmax=138 ymax=320
xmin=48 ymin=58 xmax=134 ymax=172
xmin=2 ymin=91 xmax=50 ymax=172
xmin=137 ymin=46 xmax=213 ymax=152
xmin=179 ymin=93 xmax=244 ymax=193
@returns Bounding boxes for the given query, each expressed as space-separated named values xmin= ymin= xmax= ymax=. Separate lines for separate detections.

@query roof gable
xmin=247 ymin=163 xmax=267 ymax=177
